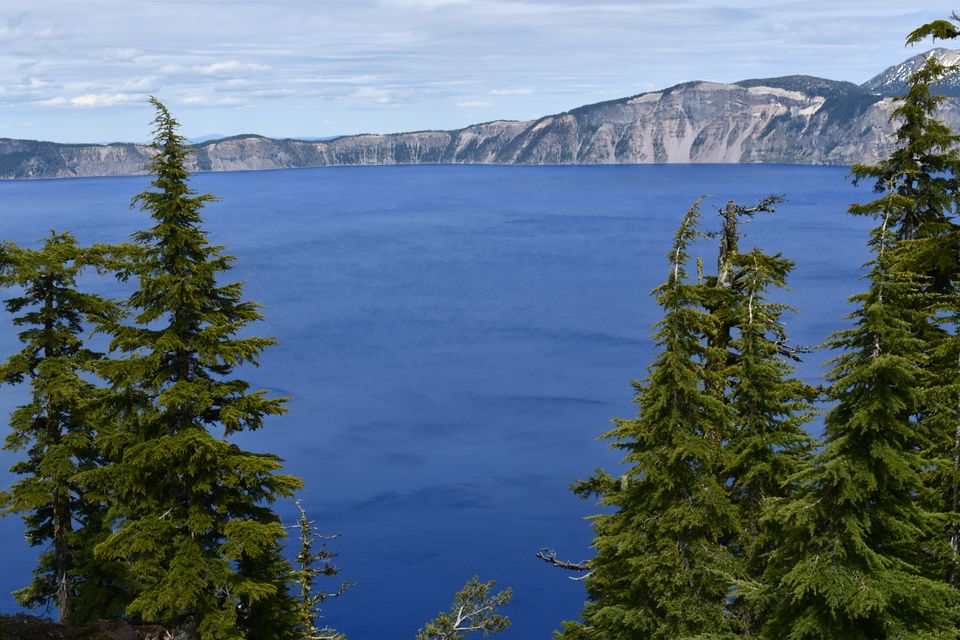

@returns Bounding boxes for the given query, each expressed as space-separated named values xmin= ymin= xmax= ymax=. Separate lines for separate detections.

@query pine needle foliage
xmin=234 ymin=544 xmax=301 ymax=640
xmin=851 ymin=15 xmax=960 ymax=593
xmin=765 ymin=215 xmax=959 ymax=639
xmin=0 ymin=232 xmax=125 ymax=623
xmin=86 ymin=98 xmax=302 ymax=639
xmin=893 ymin=16 xmax=960 ymax=591
xmin=923 ymin=297 xmax=960 ymax=587
xmin=560 ymin=199 xmax=740 ymax=640
xmin=723 ymin=249 xmax=816 ymax=633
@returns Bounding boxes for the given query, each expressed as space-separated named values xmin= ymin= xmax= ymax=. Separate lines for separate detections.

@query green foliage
xmin=561 ymin=195 xmax=817 ymax=639
xmin=235 ymin=545 xmax=302 ymax=640
xmin=765 ymin=216 xmax=959 ymax=638
xmin=756 ymin=23 xmax=960 ymax=637
xmin=883 ymin=15 xmax=960 ymax=591
xmin=906 ymin=20 xmax=960 ymax=45
xmin=723 ymin=249 xmax=816 ymax=633
xmin=81 ymin=97 xmax=302 ymax=639
xmin=416 ymin=576 xmax=511 ymax=640
xmin=0 ymin=232 xmax=126 ymax=623
xmin=922 ymin=286 xmax=960 ymax=586
xmin=561 ymin=200 xmax=741 ymax=640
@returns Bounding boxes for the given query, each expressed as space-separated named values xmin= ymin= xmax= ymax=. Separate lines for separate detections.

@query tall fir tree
xmin=765 ymin=209 xmax=958 ymax=639
xmin=850 ymin=17 xmax=960 ymax=590
xmin=557 ymin=197 xmax=815 ymax=639
xmin=87 ymin=98 xmax=302 ymax=640
xmin=559 ymin=199 xmax=739 ymax=640
xmin=723 ymin=248 xmax=815 ymax=635
xmin=697 ymin=197 xmax=816 ymax=634
xmin=0 ymin=232 xmax=126 ymax=623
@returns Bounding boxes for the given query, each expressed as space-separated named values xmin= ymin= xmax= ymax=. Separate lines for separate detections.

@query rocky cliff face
xmin=3 ymin=50 xmax=960 ymax=179
xmin=0 ymin=139 xmax=152 ymax=179
xmin=482 ymin=77 xmax=906 ymax=165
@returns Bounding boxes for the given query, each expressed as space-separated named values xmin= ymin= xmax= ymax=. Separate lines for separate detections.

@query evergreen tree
xmin=703 ymin=197 xmax=783 ymax=387
xmin=765 ymin=212 xmax=958 ymax=639
xmin=723 ymin=249 xmax=815 ymax=635
xmin=557 ymin=197 xmax=815 ymax=639
xmin=560 ymin=199 xmax=739 ymax=640
xmin=0 ymin=232 xmax=125 ymax=623
xmin=696 ymin=196 xmax=816 ymax=635
xmin=87 ymin=98 xmax=302 ymax=639
xmin=850 ymin=16 xmax=960 ymax=589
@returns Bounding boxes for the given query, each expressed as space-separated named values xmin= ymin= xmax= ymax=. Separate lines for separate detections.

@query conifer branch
xmin=536 ymin=548 xmax=592 ymax=572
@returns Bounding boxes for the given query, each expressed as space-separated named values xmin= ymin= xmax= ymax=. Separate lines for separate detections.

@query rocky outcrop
xmin=0 ymin=139 xmax=151 ymax=179
xmin=485 ymin=78 xmax=901 ymax=165
xmin=4 ymin=50 xmax=960 ymax=179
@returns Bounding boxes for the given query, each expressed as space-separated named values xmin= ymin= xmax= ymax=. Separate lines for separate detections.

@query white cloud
xmin=456 ymin=99 xmax=492 ymax=108
xmin=23 ymin=77 xmax=51 ymax=90
xmin=347 ymin=87 xmax=395 ymax=104
xmin=378 ymin=0 xmax=471 ymax=8
xmin=181 ymin=95 xmax=245 ymax=107
xmin=197 ymin=61 xmax=270 ymax=76
xmin=489 ymin=88 xmax=533 ymax=95
xmin=35 ymin=96 xmax=67 ymax=106
xmin=290 ymin=74 xmax=382 ymax=86
xmin=0 ymin=13 xmax=65 ymax=44
xmin=123 ymin=76 xmax=158 ymax=91
xmin=68 ymin=93 xmax=144 ymax=107
xmin=160 ymin=61 xmax=270 ymax=78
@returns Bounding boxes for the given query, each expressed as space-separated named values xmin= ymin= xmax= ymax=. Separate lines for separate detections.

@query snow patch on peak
xmin=928 ymin=48 xmax=960 ymax=63
xmin=863 ymin=48 xmax=960 ymax=96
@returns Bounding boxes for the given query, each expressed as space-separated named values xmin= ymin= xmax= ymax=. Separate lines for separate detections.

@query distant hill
xmin=3 ymin=49 xmax=960 ymax=179
xmin=861 ymin=48 xmax=960 ymax=97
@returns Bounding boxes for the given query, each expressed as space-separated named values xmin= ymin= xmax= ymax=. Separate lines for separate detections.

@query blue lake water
xmin=0 ymin=164 xmax=873 ymax=638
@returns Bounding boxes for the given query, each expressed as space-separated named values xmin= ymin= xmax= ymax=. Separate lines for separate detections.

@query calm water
xmin=0 ymin=164 xmax=872 ymax=638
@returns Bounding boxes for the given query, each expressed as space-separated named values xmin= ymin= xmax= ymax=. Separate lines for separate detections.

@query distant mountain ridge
xmin=861 ymin=47 xmax=960 ymax=96
xmin=3 ymin=49 xmax=960 ymax=179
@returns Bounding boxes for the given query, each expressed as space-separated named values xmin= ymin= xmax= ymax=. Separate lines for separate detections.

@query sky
xmin=0 ymin=1 xmax=956 ymax=143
